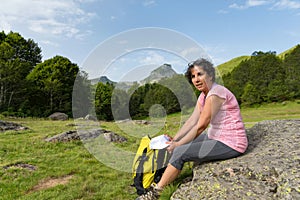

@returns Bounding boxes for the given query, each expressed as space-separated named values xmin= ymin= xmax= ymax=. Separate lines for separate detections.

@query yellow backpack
xmin=132 ymin=135 xmax=170 ymax=195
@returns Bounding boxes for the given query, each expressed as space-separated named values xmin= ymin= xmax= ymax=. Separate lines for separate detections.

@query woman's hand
xmin=166 ymin=140 xmax=179 ymax=153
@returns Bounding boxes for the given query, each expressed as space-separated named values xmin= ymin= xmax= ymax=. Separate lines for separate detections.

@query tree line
xmin=1 ymin=31 xmax=299 ymax=120
xmin=223 ymin=46 xmax=300 ymax=106
xmin=94 ymin=75 xmax=197 ymax=120
xmin=0 ymin=31 xmax=196 ymax=119
xmin=0 ymin=31 xmax=90 ymax=117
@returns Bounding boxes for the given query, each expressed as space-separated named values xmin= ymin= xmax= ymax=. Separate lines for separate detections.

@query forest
xmin=223 ymin=49 xmax=300 ymax=105
xmin=0 ymin=31 xmax=90 ymax=117
xmin=0 ymin=31 xmax=299 ymax=120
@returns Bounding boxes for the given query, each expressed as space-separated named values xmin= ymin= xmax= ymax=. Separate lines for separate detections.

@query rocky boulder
xmin=84 ymin=114 xmax=98 ymax=121
xmin=171 ymin=119 xmax=300 ymax=200
xmin=103 ymin=132 xmax=128 ymax=143
xmin=45 ymin=129 xmax=127 ymax=143
xmin=48 ymin=112 xmax=68 ymax=121
xmin=0 ymin=120 xmax=28 ymax=132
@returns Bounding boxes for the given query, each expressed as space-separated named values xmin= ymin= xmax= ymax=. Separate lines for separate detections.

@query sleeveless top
xmin=197 ymin=83 xmax=248 ymax=153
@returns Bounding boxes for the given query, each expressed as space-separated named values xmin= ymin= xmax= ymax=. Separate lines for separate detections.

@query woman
xmin=136 ymin=58 xmax=248 ymax=200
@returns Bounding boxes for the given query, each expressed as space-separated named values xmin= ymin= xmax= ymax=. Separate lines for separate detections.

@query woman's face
xmin=190 ymin=65 xmax=212 ymax=93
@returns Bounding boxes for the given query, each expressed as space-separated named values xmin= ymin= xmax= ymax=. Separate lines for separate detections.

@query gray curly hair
xmin=185 ymin=58 xmax=215 ymax=84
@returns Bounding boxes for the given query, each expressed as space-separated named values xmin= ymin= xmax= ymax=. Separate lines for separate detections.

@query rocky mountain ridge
xmin=140 ymin=63 xmax=177 ymax=84
xmin=91 ymin=63 xmax=178 ymax=87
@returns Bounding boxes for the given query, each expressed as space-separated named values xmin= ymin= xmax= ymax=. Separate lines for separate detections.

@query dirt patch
xmin=28 ymin=175 xmax=73 ymax=193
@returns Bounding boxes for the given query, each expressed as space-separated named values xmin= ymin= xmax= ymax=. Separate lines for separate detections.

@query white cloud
xmin=75 ymin=0 xmax=98 ymax=3
xmin=199 ymin=44 xmax=228 ymax=65
xmin=284 ymin=30 xmax=300 ymax=37
xmin=139 ymin=51 xmax=166 ymax=65
xmin=143 ymin=0 xmax=156 ymax=7
xmin=230 ymin=0 xmax=300 ymax=10
xmin=229 ymin=0 xmax=269 ymax=9
xmin=0 ymin=0 xmax=96 ymax=38
xmin=118 ymin=40 xmax=128 ymax=45
xmin=0 ymin=15 xmax=12 ymax=33
xmin=218 ymin=9 xmax=229 ymax=14
xmin=180 ymin=47 xmax=202 ymax=58
xmin=110 ymin=16 xmax=117 ymax=21
xmin=272 ymin=0 xmax=300 ymax=9
xmin=248 ymin=0 xmax=269 ymax=6
xmin=40 ymin=40 xmax=59 ymax=47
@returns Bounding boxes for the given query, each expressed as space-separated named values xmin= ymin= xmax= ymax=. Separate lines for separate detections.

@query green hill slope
xmin=216 ymin=44 xmax=299 ymax=76
xmin=216 ymin=56 xmax=250 ymax=76
xmin=277 ymin=45 xmax=298 ymax=60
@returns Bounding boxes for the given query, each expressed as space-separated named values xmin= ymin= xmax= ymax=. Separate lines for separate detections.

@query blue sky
xmin=1 ymin=0 xmax=300 ymax=81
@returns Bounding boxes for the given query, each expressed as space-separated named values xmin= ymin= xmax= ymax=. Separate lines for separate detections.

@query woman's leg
xmin=157 ymin=164 xmax=181 ymax=188
xmin=158 ymin=134 xmax=241 ymax=189
xmin=156 ymin=134 xmax=207 ymax=188
xmin=170 ymin=136 xmax=241 ymax=170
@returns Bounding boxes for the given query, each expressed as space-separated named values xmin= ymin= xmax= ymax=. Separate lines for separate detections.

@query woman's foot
xmin=135 ymin=184 xmax=163 ymax=200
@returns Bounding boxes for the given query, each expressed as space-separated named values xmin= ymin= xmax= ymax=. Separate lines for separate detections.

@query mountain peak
xmin=90 ymin=64 xmax=178 ymax=88
xmin=91 ymin=75 xmax=115 ymax=85
xmin=141 ymin=63 xmax=177 ymax=84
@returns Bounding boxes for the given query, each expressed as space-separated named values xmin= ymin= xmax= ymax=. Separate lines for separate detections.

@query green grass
xmin=1 ymin=100 xmax=300 ymax=200
xmin=241 ymin=100 xmax=300 ymax=128
xmin=0 ymin=119 xmax=135 ymax=200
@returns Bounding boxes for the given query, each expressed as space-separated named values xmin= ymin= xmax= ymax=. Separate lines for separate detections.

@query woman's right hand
xmin=166 ymin=140 xmax=179 ymax=153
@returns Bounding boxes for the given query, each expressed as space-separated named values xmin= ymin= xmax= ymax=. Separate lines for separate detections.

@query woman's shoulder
xmin=209 ymin=84 xmax=227 ymax=94
xmin=212 ymin=83 xmax=226 ymax=89
xmin=211 ymin=84 xmax=233 ymax=94
xmin=208 ymin=84 xmax=238 ymax=101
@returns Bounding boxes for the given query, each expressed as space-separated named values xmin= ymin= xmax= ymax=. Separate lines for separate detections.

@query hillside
xmin=277 ymin=45 xmax=298 ymax=60
xmin=216 ymin=55 xmax=250 ymax=76
xmin=216 ymin=44 xmax=299 ymax=76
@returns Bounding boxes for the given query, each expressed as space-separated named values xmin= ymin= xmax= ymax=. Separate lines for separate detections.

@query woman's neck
xmin=203 ymin=81 xmax=215 ymax=96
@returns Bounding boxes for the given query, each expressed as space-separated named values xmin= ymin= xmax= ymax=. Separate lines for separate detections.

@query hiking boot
xmin=135 ymin=184 xmax=162 ymax=200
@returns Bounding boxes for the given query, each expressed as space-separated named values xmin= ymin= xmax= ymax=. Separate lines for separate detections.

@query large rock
xmin=0 ymin=120 xmax=28 ymax=132
xmin=45 ymin=129 xmax=127 ymax=143
xmin=84 ymin=114 xmax=98 ymax=121
xmin=48 ymin=112 xmax=68 ymax=121
xmin=171 ymin=119 xmax=300 ymax=200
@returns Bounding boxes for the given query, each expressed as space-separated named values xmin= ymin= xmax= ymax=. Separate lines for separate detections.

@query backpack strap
xmin=153 ymin=148 xmax=170 ymax=183
xmin=133 ymin=147 xmax=148 ymax=195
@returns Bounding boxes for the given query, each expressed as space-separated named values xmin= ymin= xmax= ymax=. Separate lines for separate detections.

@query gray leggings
xmin=169 ymin=133 xmax=242 ymax=170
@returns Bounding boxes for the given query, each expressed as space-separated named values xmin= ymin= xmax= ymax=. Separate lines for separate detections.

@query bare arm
xmin=167 ymin=95 xmax=224 ymax=152
xmin=172 ymin=103 xmax=200 ymax=142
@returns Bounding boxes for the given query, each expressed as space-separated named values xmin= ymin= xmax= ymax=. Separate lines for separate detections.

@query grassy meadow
xmin=1 ymin=100 xmax=300 ymax=200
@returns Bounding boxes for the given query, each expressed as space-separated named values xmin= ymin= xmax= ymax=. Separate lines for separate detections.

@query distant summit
xmin=90 ymin=64 xmax=178 ymax=87
xmin=99 ymin=76 xmax=115 ymax=84
xmin=141 ymin=63 xmax=177 ymax=84
xmin=90 ymin=76 xmax=116 ymax=85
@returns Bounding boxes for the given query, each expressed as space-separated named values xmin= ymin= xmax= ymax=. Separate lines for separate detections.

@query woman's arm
xmin=172 ymin=104 xmax=200 ymax=142
xmin=168 ymin=95 xmax=224 ymax=152
xmin=196 ymin=95 xmax=224 ymax=135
